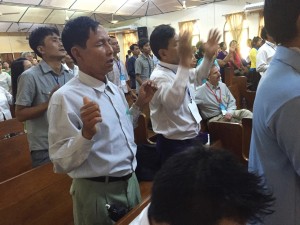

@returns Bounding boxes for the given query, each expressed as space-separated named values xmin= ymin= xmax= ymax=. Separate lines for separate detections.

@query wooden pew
xmin=208 ymin=121 xmax=246 ymax=164
xmin=0 ymin=118 xmax=24 ymax=140
xmin=0 ymin=163 xmax=73 ymax=225
xmin=0 ymin=133 xmax=32 ymax=182
xmin=241 ymin=117 xmax=252 ymax=161
xmin=134 ymin=113 xmax=155 ymax=145
xmin=116 ymin=181 xmax=152 ymax=225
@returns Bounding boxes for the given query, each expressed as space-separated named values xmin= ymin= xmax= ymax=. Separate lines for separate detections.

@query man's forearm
xmin=15 ymin=102 xmax=49 ymax=122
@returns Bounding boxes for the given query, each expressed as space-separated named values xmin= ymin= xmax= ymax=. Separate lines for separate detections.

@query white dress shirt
xmin=256 ymin=41 xmax=277 ymax=76
xmin=0 ymin=71 xmax=11 ymax=93
xmin=0 ymin=86 xmax=12 ymax=121
xmin=149 ymin=57 xmax=212 ymax=140
xmin=129 ymin=204 xmax=150 ymax=225
xmin=48 ymin=71 xmax=141 ymax=178
xmin=107 ymin=58 xmax=129 ymax=93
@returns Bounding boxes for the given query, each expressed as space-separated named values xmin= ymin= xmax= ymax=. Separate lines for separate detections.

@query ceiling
xmin=0 ymin=0 xmax=225 ymax=32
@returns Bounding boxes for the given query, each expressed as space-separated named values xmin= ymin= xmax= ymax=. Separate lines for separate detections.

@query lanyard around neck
xmin=206 ymin=83 xmax=221 ymax=103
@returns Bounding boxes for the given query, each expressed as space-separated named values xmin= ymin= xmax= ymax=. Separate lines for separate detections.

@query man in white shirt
xmin=48 ymin=16 xmax=157 ymax=225
xmin=256 ymin=27 xmax=277 ymax=76
xmin=130 ymin=145 xmax=274 ymax=225
xmin=149 ymin=24 xmax=220 ymax=164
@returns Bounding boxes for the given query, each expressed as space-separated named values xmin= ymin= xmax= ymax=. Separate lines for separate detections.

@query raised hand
xmin=80 ymin=97 xmax=102 ymax=140
xmin=178 ymin=30 xmax=193 ymax=68
xmin=135 ymin=80 xmax=158 ymax=109
xmin=204 ymin=29 xmax=221 ymax=59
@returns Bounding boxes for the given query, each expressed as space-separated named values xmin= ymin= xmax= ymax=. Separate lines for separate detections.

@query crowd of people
xmin=0 ymin=0 xmax=299 ymax=224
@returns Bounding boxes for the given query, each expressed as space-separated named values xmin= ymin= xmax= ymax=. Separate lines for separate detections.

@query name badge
xmin=188 ymin=100 xmax=201 ymax=123
xmin=219 ymin=103 xmax=227 ymax=116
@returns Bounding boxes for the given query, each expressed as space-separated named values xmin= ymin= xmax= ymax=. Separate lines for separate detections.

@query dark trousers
xmin=156 ymin=133 xmax=206 ymax=165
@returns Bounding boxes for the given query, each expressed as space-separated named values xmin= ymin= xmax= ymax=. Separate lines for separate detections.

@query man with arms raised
xmin=48 ymin=16 xmax=157 ymax=225
xmin=149 ymin=24 xmax=220 ymax=164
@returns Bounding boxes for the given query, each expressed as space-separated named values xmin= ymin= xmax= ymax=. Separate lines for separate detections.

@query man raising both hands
xmin=149 ymin=25 xmax=220 ymax=164
xmin=48 ymin=16 xmax=157 ymax=225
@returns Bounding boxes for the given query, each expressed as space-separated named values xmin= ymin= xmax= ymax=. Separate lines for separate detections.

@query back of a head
xmin=150 ymin=24 xmax=175 ymax=60
xmin=260 ymin=27 xmax=268 ymax=41
xmin=62 ymin=16 xmax=100 ymax=63
xmin=251 ymin=36 xmax=261 ymax=48
xmin=11 ymin=57 xmax=27 ymax=103
xmin=29 ymin=26 xmax=60 ymax=58
xmin=264 ymin=0 xmax=300 ymax=44
xmin=148 ymin=146 xmax=274 ymax=225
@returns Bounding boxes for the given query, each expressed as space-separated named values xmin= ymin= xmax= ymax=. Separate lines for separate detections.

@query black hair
xmin=62 ymin=16 xmax=100 ymax=63
xmin=264 ymin=0 xmax=300 ymax=44
xmin=149 ymin=24 xmax=175 ymax=60
xmin=260 ymin=27 xmax=268 ymax=41
xmin=251 ymin=36 xmax=261 ymax=48
xmin=138 ymin=38 xmax=149 ymax=50
xmin=148 ymin=146 xmax=274 ymax=225
xmin=197 ymin=44 xmax=205 ymax=59
xmin=11 ymin=57 xmax=28 ymax=104
xmin=219 ymin=42 xmax=226 ymax=49
xmin=129 ymin=44 xmax=138 ymax=51
xmin=29 ymin=26 xmax=60 ymax=58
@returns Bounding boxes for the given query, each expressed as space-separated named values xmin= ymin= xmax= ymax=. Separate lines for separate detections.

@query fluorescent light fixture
xmin=244 ymin=2 xmax=264 ymax=12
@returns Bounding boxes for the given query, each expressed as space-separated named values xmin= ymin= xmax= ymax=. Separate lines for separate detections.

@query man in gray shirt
xmin=15 ymin=26 xmax=73 ymax=167
xmin=135 ymin=38 xmax=155 ymax=92
xmin=195 ymin=64 xmax=252 ymax=123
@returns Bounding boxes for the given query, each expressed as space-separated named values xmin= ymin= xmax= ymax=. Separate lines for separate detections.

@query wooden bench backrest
xmin=208 ymin=121 xmax=246 ymax=164
xmin=0 ymin=118 xmax=24 ymax=139
xmin=0 ymin=133 xmax=32 ymax=182
xmin=224 ymin=67 xmax=234 ymax=87
xmin=0 ymin=163 xmax=73 ymax=225
xmin=242 ymin=117 xmax=252 ymax=161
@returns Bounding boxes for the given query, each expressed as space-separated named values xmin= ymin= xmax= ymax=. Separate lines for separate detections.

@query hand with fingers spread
xmin=80 ymin=97 xmax=102 ymax=140
xmin=135 ymin=80 xmax=158 ymax=109
xmin=204 ymin=29 xmax=222 ymax=59
xmin=178 ymin=30 xmax=193 ymax=68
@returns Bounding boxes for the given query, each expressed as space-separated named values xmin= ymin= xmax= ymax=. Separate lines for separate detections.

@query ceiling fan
xmin=110 ymin=13 xmax=119 ymax=24
xmin=175 ymin=1 xmax=197 ymax=10
xmin=0 ymin=12 xmax=20 ymax=16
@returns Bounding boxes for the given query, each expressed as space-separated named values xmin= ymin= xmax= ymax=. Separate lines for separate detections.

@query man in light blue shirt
xmin=48 ymin=16 xmax=157 ymax=225
xmin=248 ymin=0 xmax=300 ymax=224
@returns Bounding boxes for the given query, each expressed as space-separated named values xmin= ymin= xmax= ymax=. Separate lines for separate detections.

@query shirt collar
xmin=141 ymin=53 xmax=151 ymax=60
xmin=265 ymin=40 xmax=277 ymax=49
xmin=78 ymin=71 xmax=115 ymax=94
xmin=159 ymin=61 xmax=178 ymax=74
xmin=275 ymin=46 xmax=300 ymax=73
xmin=39 ymin=60 xmax=69 ymax=75
xmin=206 ymin=81 xmax=219 ymax=89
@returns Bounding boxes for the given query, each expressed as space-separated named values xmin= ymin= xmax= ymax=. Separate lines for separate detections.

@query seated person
xmin=195 ymin=64 xmax=252 ymax=123
xmin=0 ymin=86 xmax=13 ymax=121
xmin=130 ymin=145 xmax=274 ymax=225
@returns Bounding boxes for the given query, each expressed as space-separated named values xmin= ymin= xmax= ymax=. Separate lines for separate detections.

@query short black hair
xmin=251 ymin=36 xmax=261 ymax=48
xmin=11 ymin=57 xmax=28 ymax=103
xmin=137 ymin=38 xmax=149 ymax=50
xmin=264 ymin=0 xmax=300 ymax=44
xmin=148 ymin=146 xmax=274 ymax=225
xmin=129 ymin=44 xmax=138 ymax=51
xmin=219 ymin=42 xmax=226 ymax=49
xmin=62 ymin=16 xmax=99 ymax=63
xmin=149 ymin=24 xmax=175 ymax=60
xmin=260 ymin=27 xmax=268 ymax=41
xmin=29 ymin=26 xmax=60 ymax=58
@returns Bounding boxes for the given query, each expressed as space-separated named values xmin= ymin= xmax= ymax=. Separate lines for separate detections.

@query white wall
xmin=108 ymin=0 xmax=263 ymax=61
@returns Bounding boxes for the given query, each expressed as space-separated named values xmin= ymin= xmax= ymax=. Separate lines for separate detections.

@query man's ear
xmin=37 ymin=46 xmax=44 ymax=56
xmin=158 ymin=49 xmax=167 ymax=61
xmin=71 ymin=47 xmax=82 ymax=63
